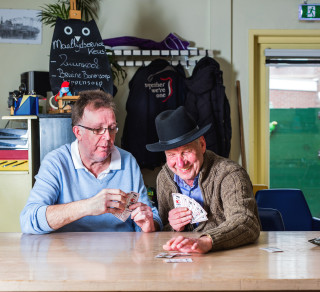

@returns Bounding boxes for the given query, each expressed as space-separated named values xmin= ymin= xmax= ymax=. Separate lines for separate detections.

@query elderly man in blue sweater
xmin=20 ymin=90 xmax=162 ymax=234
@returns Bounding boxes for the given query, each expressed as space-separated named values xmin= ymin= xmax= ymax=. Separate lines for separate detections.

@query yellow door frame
xmin=248 ymin=29 xmax=320 ymax=185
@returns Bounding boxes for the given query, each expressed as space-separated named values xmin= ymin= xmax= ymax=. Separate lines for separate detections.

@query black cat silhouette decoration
xmin=49 ymin=17 xmax=113 ymax=96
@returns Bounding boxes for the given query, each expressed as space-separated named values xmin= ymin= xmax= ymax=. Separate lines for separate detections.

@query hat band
xmin=159 ymin=126 xmax=200 ymax=145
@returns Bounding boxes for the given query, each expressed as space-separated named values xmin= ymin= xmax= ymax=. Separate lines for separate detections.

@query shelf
xmin=107 ymin=48 xmax=213 ymax=57
xmin=115 ymin=59 xmax=199 ymax=67
xmin=106 ymin=48 xmax=213 ymax=67
xmin=0 ymin=116 xmax=39 ymax=231
xmin=1 ymin=116 xmax=39 ymax=178
xmin=0 ymin=171 xmax=29 ymax=175
xmin=2 ymin=115 xmax=37 ymax=120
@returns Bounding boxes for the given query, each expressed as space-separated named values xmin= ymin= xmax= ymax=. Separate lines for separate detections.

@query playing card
xmin=127 ymin=191 xmax=139 ymax=207
xmin=186 ymin=197 xmax=195 ymax=213
xmin=172 ymin=252 xmax=192 ymax=256
xmin=193 ymin=199 xmax=207 ymax=215
xmin=173 ymin=193 xmax=183 ymax=208
xmin=164 ymin=258 xmax=193 ymax=263
xmin=155 ymin=252 xmax=192 ymax=258
xmin=309 ymin=237 xmax=320 ymax=246
xmin=155 ymin=252 xmax=176 ymax=258
xmin=260 ymin=247 xmax=283 ymax=253
xmin=172 ymin=193 xmax=208 ymax=224
xmin=192 ymin=202 xmax=208 ymax=223
xmin=114 ymin=192 xmax=140 ymax=222
xmin=191 ymin=216 xmax=208 ymax=224
xmin=114 ymin=211 xmax=130 ymax=222
xmin=191 ymin=204 xmax=201 ymax=219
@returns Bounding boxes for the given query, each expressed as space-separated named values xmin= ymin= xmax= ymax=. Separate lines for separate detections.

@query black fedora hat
xmin=146 ymin=106 xmax=211 ymax=152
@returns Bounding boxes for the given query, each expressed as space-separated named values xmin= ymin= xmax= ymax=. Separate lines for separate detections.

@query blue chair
xmin=258 ymin=207 xmax=285 ymax=231
xmin=255 ymin=188 xmax=320 ymax=231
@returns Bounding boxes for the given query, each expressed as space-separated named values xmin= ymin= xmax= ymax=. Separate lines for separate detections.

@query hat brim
xmin=146 ymin=123 xmax=211 ymax=152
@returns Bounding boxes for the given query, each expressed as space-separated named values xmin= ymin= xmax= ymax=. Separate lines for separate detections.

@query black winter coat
xmin=184 ymin=57 xmax=231 ymax=158
xmin=121 ymin=59 xmax=186 ymax=169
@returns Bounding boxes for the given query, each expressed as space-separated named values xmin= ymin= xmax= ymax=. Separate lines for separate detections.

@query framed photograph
xmin=0 ymin=9 xmax=42 ymax=44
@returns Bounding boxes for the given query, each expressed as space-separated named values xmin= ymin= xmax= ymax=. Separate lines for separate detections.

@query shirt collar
xmin=71 ymin=139 xmax=121 ymax=174
xmin=174 ymin=173 xmax=199 ymax=190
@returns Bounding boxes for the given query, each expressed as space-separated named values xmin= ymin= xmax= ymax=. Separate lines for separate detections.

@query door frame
xmin=248 ymin=29 xmax=320 ymax=185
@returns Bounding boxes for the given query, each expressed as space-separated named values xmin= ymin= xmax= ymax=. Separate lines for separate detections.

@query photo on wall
xmin=0 ymin=9 xmax=42 ymax=44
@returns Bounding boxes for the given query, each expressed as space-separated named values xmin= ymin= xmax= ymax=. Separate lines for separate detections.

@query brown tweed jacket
xmin=156 ymin=150 xmax=260 ymax=251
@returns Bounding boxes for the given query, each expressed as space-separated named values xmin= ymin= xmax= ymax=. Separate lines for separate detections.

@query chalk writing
xmin=49 ymin=18 xmax=113 ymax=95
xmin=60 ymin=54 xmax=100 ymax=69
xmin=52 ymin=39 xmax=105 ymax=53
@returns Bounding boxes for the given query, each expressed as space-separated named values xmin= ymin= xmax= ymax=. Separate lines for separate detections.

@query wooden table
xmin=0 ymin=231 xmax=319 ymax=291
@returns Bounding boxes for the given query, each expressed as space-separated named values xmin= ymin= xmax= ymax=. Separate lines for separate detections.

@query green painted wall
xmin=270 ymin=108 xmax=320 ymax=217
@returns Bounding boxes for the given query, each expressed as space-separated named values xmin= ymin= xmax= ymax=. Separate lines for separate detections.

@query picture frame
xmin=0 ymin=9 xmax=42 ymax=44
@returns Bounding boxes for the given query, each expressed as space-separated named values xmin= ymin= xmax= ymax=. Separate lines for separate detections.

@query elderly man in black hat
xmin=146 ymin=106 xmax=260 ymax=253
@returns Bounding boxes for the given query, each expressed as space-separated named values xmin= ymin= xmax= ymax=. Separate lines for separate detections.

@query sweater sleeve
xmin=200 ymin=167 xmax=260 ymax=251
xmin=128 ymin=153 xmax=163 ymax=231
xmin=156 ymin=168 xmax=179 ymax=231
xmin=20 ymin=154 xmax=61 ymax=234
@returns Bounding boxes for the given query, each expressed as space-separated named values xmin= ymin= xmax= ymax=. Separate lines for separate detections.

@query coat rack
xmin=115 ymin=59 xmax=199 ymax=67
xmin=107 ymin=48 xmax=213 ymax=67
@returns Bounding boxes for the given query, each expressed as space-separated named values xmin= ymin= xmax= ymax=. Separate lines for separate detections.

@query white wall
xmin=1 ymin=0 xmax=320 ymax=188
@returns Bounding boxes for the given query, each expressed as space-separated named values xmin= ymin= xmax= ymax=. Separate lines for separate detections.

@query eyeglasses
xmin=77 ymin=124 xmax=118 ymax=135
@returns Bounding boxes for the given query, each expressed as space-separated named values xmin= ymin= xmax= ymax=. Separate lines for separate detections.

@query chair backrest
xmin=258 ymin=207 xmax=285 ymax=231
xmin=255 ymin=189 xmax=313 ymax=231
xmin=253 ymin=184 xmax=268 ymax=196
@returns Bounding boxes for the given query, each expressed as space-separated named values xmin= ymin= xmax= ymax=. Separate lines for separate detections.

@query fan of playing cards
xmin=114 ymin=192 xmax=140 ymax=222
xmin=172 ymin=193 xmax=208 ymax=224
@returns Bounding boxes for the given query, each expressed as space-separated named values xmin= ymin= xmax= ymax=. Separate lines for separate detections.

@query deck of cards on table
xmin=114 ymin=192 xmax=140 ymax=222
xmin=172 ymin=193 xmax=208 ymax=224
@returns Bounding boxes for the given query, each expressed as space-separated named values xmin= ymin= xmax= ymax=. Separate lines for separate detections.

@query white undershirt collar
xmin=71 ymin=139 xmax=121 ymax=179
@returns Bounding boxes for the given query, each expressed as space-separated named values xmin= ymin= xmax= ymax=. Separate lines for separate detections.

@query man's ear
xmin=199 ymin=136 xmax=206 ymax=153
xmin=73 ymin=126 xmax=82 ymax=141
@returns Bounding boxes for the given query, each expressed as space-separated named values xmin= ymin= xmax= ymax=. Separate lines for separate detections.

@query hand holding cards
xmin=114 ymin=192 xmax=140 ymax=222
xmin=172 ymin=193 xmax=208 ymax=224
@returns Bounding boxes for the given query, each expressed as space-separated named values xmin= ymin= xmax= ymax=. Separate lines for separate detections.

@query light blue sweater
xmin=20 ymin=144 xmax=162 ymax=234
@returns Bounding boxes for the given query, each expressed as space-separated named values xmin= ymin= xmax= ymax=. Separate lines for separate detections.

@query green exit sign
xmin=299 ymin=4 xmax=320 ymax=20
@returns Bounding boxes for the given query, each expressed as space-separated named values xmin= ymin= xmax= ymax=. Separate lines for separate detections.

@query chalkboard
xmin=49 ymin=18 xmax=113 ymax=96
